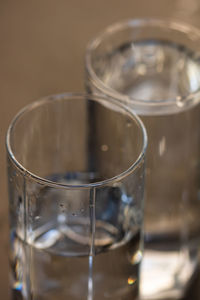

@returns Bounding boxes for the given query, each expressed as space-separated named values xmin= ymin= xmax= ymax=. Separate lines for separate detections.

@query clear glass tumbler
xmin=85 ymin=18 xmax=200 ymax=299
xmin=6 ymin=93 xmax=147 ymax=300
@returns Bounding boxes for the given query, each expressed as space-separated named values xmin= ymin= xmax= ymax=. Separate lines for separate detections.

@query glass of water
xmin=85 ymin=19 xmax=200 ymax=299
xmin=6 ymin=93 xmax=147 ymax=300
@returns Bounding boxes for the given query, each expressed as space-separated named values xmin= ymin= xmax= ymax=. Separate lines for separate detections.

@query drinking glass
xmin=6 ymin=93 xmax=147 ymax=300
xmin=85 ymin=18 xmax=200 ymax=299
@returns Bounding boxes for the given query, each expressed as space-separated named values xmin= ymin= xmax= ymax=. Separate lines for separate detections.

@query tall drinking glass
xmin=85 ymin=19 xmax=200 ymax=299
xmin=6 ymin=93 xmax=147 ymax=300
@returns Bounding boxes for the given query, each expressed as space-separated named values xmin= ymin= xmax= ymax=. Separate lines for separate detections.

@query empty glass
xmin=85 ymin=18 xmax=200 ymax=299
xmin=6 ymin=93 xmax=147 ymax=300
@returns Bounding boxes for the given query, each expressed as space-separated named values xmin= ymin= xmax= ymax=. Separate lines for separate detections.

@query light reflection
xmin=130 ymin=250 xmax=142 ymax=265
xmin=158 ymin=136 xmax=166 ymax=156
xmin=13 ymin=281 xmax=23 ymax=291
xmin=128 ymin=277 xmax=136 ymax=285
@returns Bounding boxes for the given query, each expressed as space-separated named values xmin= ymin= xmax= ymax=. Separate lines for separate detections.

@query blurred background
xmin=1 ymin=0 xmax=200 ymax=299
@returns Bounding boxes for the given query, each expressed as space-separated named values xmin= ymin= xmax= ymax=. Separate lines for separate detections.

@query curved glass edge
xmin=6 ymin=92 xmax=147 ymax=189
xmin=85 ymin=18 xmax=200 ymax=113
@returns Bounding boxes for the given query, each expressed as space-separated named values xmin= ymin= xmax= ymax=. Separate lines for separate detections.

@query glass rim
xmin=85 ymin=17 xmax=200 ymax=108
xmin=6 ymin=92 xmax=147 ymax=189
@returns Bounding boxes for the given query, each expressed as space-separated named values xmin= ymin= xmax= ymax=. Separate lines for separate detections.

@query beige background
xmin=1 ymin=0 xmax=200 ymax=298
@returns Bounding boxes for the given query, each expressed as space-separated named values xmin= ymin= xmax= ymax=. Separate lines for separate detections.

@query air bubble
xmin=126 ymin=120 xmax=132 ymax=128
xmin=101 ymin=144 xmax=108 ymax=152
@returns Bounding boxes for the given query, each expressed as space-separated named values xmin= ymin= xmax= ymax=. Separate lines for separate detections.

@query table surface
xmin=1 ymin=1 xmax=200 ymax=299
